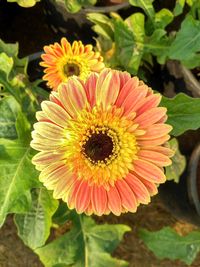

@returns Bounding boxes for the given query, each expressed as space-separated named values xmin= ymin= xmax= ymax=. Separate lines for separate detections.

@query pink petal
xmin=135 ymin=94 xmax=161 ymax=116
xmin=118 ymin=71 xmax=131 ymax=89
xmin=116 ymin=77 xmax=139 ymax=107
xmin=96 ymin=70 xmax=120 ymax=110
xmin=125 ymin=174 xmax=150 ymax=204
xmin=134 ymin=107 xmax=167 ymax=128
xmin=32 ymin=151 xmax=65 ymax=166
xmin=75 ymin=180 xmax=91 ymax=213
xmin=33 ymin=122 xmax=64 ymax=140
xmin=58 ymin=78 xmax=87 ymax=117
xmin=85 ymin=72 xmax=98 ymax=108
xmin=49 ymin=91 xmax=65 ymax=109
xmin=123 ymin=86 xmax=149 ymax=115
xmin=67 ymin=180 xmax=81 ymax=209
xmin=36 ymin=111 xmax=51 ymax=123
xmin=107 ymin=186 xmax=122 ymax=216
xmin=91 ymin=184 xmax=107 ymax=216
xmin=41 ymin=101 xmax=70 ymax=127
xmin=31 ymin=131 xmax=63 ymax=146
xmin=116 ymin=179 xmax=137 ymax=212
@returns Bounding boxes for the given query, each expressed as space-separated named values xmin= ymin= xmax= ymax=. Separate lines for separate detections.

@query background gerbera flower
xmin=31 ymin=69 xmax=173 ymax=216
xmin=40 ymin=37 xmax=105 ymax=91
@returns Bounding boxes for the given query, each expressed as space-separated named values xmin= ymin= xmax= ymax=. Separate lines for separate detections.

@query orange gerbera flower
xmin=40 ymin=38 xmax=105 ymax=91
xmin=31 ymin=69 xmax=173 ymax=216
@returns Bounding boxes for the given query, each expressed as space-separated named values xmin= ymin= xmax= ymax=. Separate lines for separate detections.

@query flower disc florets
xmin=31 ymin=69 xmax=173 ymax=216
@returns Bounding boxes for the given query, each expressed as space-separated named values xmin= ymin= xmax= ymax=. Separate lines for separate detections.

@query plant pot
xmin=43 ymin=0 xmax=130 ymax=42
xmin=188 ymin=143 xmax=200 ymax=216
xmin=159 ymin=141 xmax=200 ymax=227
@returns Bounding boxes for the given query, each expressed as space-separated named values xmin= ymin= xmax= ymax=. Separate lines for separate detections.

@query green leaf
xmin=113 ymin=15 xmax=171 ymax=74
xmin=161 ymin=93 xmax=200 ymax=136
xmin=165 ymin=138 xmax=186 ymax=183
xmin=0 ymin=39 xmax=28 ymax=82
xmin=35 ymin=212 xmax=130 ymax=267
xmin=144 ymin=29 xmax=170 ymax=64
xmin=129 ymin=0 xmax=155 ymax=20
xmin=0 ymin=96 xmax=20 ymax=139
xmin=139 ymin=227 xmax=200 ymax=265
xmin=154 ymin=8 xmax=174 ymax=29
xmin=87 ymin=13 xmax=114 ymax=40
xmin=173 ymin=0 xmax=185 ymax=16
xmin=7 ymin=0 xmax=40 ymax=7
xmin=0 ymin=53 xmax=14 ymax=78
xmin=15 ymin=111 xmax=32 ymax=144
xmin=0 ymin=139 xmax=40 ymax=227
xmin=15 ymin=188 xmax=58 ymax=250
xmin=125 ymin=13 xmax=145 ymax=72
xmin=114 ymin=16 xmax=144 ymax=74
xmin=169 ymin=15 xmax=200 ymax=68
xmin=64 ymin=0 xmax=97 ymax=13
xmin=0 ymin=40 xmax=18 ymax=57
xmin=52 ymin=201 xmax=71 ymax=225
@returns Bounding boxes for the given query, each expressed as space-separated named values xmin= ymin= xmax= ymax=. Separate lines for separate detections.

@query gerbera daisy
xmin=31 ymin=69 xmax=173 ymax=216
xmin=40 ymin=38 xmax=105 ymax=91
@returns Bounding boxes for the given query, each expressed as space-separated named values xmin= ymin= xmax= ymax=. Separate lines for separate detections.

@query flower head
xmin=40 ymin=38 xmax=105 ymax=91
xmin=31 ymin=69 xmax=173 ymax=216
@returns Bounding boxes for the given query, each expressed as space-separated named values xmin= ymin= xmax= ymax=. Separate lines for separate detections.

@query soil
xmin=197 ymin=155 xmax=200 ymax=200
xmin=1 ymin=1 xmax=200 ymax=267
xmin=1 ymin=196 xmax=200 ymax=267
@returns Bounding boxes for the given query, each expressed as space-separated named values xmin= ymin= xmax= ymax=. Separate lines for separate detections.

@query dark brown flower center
xmin=64 ymin=63 xmax=80 ymax=77
xmin=82 ymin=132 xmax=114 ymax=163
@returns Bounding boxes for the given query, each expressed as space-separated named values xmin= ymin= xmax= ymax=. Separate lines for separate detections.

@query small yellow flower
xmin=40 ymin=38 xmax=105 ymax=91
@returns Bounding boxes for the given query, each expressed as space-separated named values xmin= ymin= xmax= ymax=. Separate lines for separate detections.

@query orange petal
xmin=137 ymin=135 xmax=170 ymax=147
xmin=144 ymin=146 xmax=174 ymax=157
xmin=75 ymin=180 xmax=91 ymax=213
xmin=134 ymin=107 xmax=167 ymax=128
xmin=133 ymin=159 xmax=166 ymax=183
xmin=116 ymin=179 xmax=137 ymax=212
xmin=138 ymin=176 xmax=158 ymax=196
xmin=107 ymin=186 xmax=122 ymax=216
xmin=116 ymin=77 xmax=139 ymax=107
xmin=91 ymin=184 xmax=107 ymax=216
xmin=136 ymin=94 xmax=161 ymax=115
xmin=138 ymin=149 xmax=172 ymax=167
xmin=138 ymin=124 xmax=172 ymax=140
xmin=125 ymin=173 xmax=150 ymax=204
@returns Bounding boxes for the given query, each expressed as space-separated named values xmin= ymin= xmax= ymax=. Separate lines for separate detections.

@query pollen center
xmin=64 ymin=63 xmax=80 ymax=77
xmin=83 ymin=132 xmax=114 ymax=163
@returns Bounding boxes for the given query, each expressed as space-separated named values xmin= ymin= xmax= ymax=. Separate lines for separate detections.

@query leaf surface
xmin=36 ymin=212 xmax=130 ymax=267
xmin=161 ymin=93 xmax=200 ymax=136
xmin=0 ymin=96 xmax=20 ymax=139
xmin=15 ymin=188 xmax=58 ymax=249
xmin=165 ymin=138 xmax=186 ymax=183
xmin=139 ymin=227 xmax=200 ymax=265
xmin=169 ymin=15 xmax=200 ymax=68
